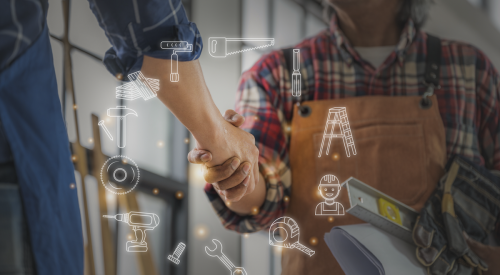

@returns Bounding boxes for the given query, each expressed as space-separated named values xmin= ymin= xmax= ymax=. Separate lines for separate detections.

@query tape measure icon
xmin=269 ymin=217 xmax=315 ymax=257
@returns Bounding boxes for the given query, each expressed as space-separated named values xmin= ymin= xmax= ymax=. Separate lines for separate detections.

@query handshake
xmin=187 ymin=110 xmax=263 ymax=214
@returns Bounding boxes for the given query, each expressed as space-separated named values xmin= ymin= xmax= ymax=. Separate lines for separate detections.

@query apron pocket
xmin=313 ymin=123 xmax=428 ymax=207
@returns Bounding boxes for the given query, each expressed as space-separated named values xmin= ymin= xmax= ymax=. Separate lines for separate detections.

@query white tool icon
xmin=168 ymin=242 xmax=186 ymax=265
xmin=160 ymin=41 xmax=193 ymax=82
xmin=116 ymin=71 xmax=159 ymax=101
xmin=98 ymin=120 xmax=113 ymax=141
xmin=315 ymin=174 xmax=345 ymax=216
xmin=318 ymin=107 xmax=356 ymax=158
xmin=205 ymin=239 xmax=248 ymax=275
xmin=103 ymin=211 xmax=159 ymax=252
xmin=107 ymin=106 xmax=138 ymax=148
xmin=269 ymin=217 xmax=315 ymax=257
xmin=208 ymin=37 xmax=274 ymax=58
xmin=292 ymin=49 xmax=301 ymax=97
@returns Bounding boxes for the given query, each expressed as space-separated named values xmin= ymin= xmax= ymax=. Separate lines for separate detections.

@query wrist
xmin=190 ymin=110 xmax=226 ymax=150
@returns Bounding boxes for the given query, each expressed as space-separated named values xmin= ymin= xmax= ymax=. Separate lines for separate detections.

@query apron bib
xmin=280 ymin=35 xmax=446 ymax=274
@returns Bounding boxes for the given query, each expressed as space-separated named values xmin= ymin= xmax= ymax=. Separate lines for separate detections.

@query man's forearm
xmin=140 ymin=56 xmax=226 ymax=161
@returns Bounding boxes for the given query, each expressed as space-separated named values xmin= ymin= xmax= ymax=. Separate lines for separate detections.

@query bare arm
xmin=140 ymin=56 xmax=223 ymax=157
xmin=140 ymin=57 xmax=260 ymax=205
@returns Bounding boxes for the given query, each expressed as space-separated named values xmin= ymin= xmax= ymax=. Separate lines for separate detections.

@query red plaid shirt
xmin=205 ymin=15 xmax=500 ymax=233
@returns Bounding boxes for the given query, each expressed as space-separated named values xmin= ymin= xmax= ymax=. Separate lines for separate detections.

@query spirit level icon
xmin=167 ymin=242 xmax=186 ymax=265
xmin=208 ymin=37 xmax=275 ymax=58
xmin=269 ymin=217 xmax=315 ymax=257
xmin=116 ymin=71 xmax=159 ymax=101
xmin=318 ymin=107 xmax=356 ymax=158
xmin=292 ymin=49 xmax=301 ymax=97
xmin=205 ymin=239 xmax=248 ymax=275
xmin=160 ymin=41 xmax=193 ymax=82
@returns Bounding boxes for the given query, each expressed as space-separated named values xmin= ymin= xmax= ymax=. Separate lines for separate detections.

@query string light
xmin=332 ymin=153 xmax=340 ymax=161
xmin=195 ymin=225 xmax=209 ymax=239
xmin=309 ymin=237 xmax=318 ymax=246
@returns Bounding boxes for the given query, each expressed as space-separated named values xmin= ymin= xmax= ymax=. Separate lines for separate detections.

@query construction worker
xmin=189 ymin=0 xmax=500 ymax=274
xmin=0 ymin=0 xmax=257 ymax=274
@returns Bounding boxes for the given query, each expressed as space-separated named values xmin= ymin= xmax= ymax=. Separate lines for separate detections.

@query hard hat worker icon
xmin=315 ymin=174 xmax=345 ymax=216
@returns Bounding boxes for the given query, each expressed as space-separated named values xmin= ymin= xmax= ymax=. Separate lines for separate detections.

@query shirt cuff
xmin=103 ymin=22 xmax=203 ymax=79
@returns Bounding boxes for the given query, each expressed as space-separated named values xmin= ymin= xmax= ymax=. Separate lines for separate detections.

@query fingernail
xmin=220 ymin=190 xmax=226 ymax=196
xmin=231 ymin=114 xmax=239 ymax=121
xmin=200 ymin=153 xmax=210 ymax=162
xmin=231 ymin=159 xmax=240 ymax=170
xmin=242 ymin=164 xmax=251 ymax=174
xmin=242 ymin=176 xmax=249 ymax=186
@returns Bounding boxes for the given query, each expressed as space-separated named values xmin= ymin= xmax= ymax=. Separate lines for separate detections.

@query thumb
xmin=223 ymin=109 xmax=245 ymax=127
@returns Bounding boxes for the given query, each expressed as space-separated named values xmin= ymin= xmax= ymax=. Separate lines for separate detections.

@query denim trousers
xmin=0 ymin=119 xmax=35 ymax=275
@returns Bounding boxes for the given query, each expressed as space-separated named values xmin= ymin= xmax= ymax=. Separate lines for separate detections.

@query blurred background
xmin=46 ymin=0 xmax=500 ymax=274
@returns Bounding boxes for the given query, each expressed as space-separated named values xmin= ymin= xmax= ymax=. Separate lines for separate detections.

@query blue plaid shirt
xmin=0 ymin=0 xmax=203 ymax=75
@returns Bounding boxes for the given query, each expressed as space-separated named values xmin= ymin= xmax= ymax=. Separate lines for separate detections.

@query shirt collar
xmin=329 ymin=13 xmax=416 ymax=66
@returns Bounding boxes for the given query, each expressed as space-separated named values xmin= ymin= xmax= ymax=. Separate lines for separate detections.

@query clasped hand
xmin=188 ymin=110 xmax=260 ymax=204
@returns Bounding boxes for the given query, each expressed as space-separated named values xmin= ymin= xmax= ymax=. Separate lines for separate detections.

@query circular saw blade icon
xmin=269 ymin=216 xmax=315 ymax=257
xmin=116 ymin=71 xmax=159 ymax=101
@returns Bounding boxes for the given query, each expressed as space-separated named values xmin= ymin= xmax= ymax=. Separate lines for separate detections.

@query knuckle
xmin=187 ymin=151 xmax=195 ymax=163
xmin=226 ymin=184 xmax=246 ymax=200
xmin=212 ymin=182 xmax=221 ymax=191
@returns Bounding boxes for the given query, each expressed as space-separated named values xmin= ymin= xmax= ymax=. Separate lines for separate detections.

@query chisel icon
xmin=292 ymin=49 xmax=301 ymax=97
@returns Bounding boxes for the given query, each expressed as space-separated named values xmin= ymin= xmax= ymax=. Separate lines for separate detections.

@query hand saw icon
xmin=208 ymin=37 xmax=275 ymax=58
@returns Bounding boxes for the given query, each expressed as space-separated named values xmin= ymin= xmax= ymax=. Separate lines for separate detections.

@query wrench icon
xmin=205 ymin=239 xmax=248 ymax=275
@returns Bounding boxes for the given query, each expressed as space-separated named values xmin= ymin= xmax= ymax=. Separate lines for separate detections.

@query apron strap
xmin=425 ymin=34 xmax=441 ymax=87
xmin=283 ymin=47 xmax=295 ymax=77
xmin=420 ymin=34 xmax=442 ymax=109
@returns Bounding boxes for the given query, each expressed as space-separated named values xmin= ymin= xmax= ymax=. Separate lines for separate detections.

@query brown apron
xmin=282 ymin=94 xmax=447 ymax=274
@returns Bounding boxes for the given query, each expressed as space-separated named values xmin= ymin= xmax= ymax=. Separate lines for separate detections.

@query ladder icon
xmin=318 ymin=107 xmax=357 ymax=158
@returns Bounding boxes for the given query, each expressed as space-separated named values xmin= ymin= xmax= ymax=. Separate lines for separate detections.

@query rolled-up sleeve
xmin=88 ymin=0 xmax=202 ymax=77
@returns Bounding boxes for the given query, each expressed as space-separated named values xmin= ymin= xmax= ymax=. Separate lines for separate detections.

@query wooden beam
xmin=118 ymin=194 xmax=158 ymax=275
xmin=92 ymin=114 xmax=117 ymax=275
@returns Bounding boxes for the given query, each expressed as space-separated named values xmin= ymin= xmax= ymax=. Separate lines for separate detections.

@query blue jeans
xmin=0 ymin=119 xmax=35 ymax=274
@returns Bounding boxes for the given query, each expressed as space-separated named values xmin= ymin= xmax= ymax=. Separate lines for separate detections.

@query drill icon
xmin=104 ymin=212 xmax=160 ymax=252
